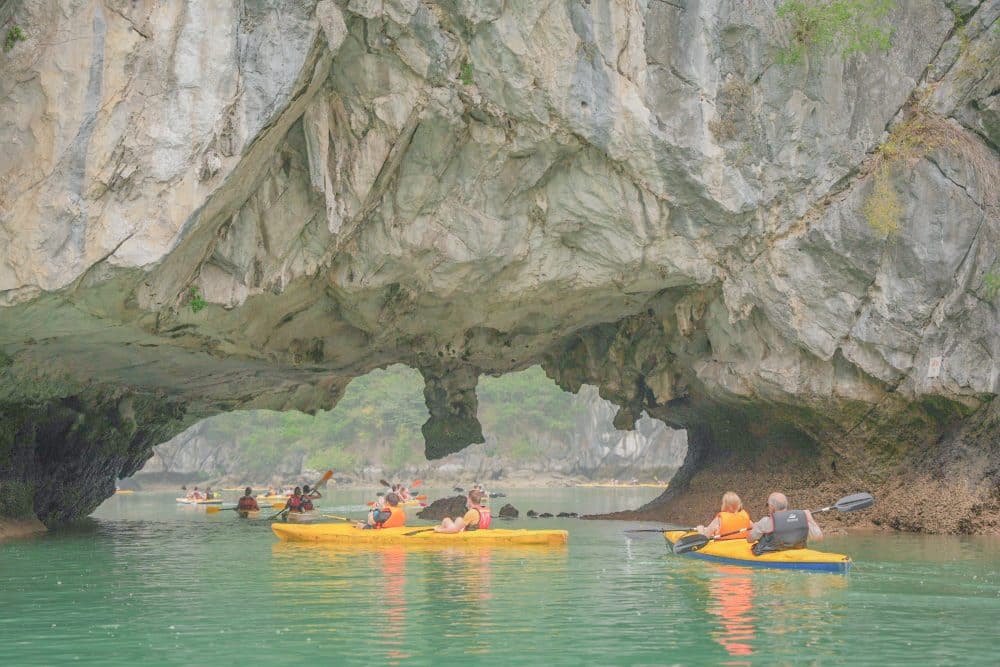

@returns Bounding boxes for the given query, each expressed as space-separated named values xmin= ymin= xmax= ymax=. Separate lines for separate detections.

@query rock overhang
xmin=0 ymin=0 xmax=997 ymax=531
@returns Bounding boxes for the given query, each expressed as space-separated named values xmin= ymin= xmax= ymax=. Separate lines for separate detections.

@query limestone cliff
xmin=0 ymin=0 xmax=997 ymax=532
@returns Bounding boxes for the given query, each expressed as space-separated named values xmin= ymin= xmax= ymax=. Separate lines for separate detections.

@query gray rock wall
xmin=0 ymin=1 xmax=996 ymax=530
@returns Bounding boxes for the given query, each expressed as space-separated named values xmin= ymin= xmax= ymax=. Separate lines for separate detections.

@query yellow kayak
xmin=114 ymin=489 xmax=135 ymax=495
xmin=662 ymin=530 xmax=852 ymax=573
xmin=272 ymin=523 xmax=568 ymax=546
xmin=175 ymin=497 xmax=224 ymax=505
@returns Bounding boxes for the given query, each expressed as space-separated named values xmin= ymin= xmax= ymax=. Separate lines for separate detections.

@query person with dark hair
xmin=236 ymin=487 xmax=259 ymax=512
xmin=301 ymin=484 xmax=322 ymax=511
xmin=236 ymin=487 xmax=259 ymax=518
xmin=285 ymin=487 xmax=304 ymax=513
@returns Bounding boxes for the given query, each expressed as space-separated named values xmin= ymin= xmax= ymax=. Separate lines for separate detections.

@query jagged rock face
xmin=0 ymin=1 xmax=997 ymax=530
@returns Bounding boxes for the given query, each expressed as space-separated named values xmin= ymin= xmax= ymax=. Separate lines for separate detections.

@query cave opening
xmin=128 ymin=365 xmax=686 ymax=488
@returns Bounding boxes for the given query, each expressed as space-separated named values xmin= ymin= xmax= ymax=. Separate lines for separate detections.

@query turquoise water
xmin=2 ymin=488 xmax=998 ymax=665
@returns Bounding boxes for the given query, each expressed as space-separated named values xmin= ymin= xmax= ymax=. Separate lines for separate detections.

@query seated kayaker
xmin=435 ymin=489 xmax=491 ymax=533
xmin=695 ymin=491 xmax=753 ymax=539
xmin=187 ymin=486 xmax=204 ymax=500
xmin=748 ymin=492 xmax=823 ymax=555
xmin=398 ymin=485 xmax=411 ymax=501
xmin=301 ymin=484 xmax=321 ymax=511
xmin=204 ymin=486 xmax=214 ymax=500
xmin=237 ymin=487 xmax=259 ymax=512
xmin=357 ymin=493 xmax=406 ymax=529
xmin=285 ymin=487 xmax=304 ymax=513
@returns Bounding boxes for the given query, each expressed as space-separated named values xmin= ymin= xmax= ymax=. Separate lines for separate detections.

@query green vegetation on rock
xmin=863 ymin=109 xmax=999 ymax=237
xmin=985 ymin=271 xmax=1000 ymax=300
xmin=188 ymin=286 xmax=207 ymax=313
xmin=4 ymin=25 xmax=25 ymax=53
xmin=775 ymin=0 xmax=895 ymax=65
xmin=459 ymin=61 xmax=474 ymax=85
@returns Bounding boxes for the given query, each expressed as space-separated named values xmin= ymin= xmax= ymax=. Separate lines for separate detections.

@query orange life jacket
xmin=376 ymin=507 xmax=406 ymax=529
xmin=466 ymin=505 xmax=491 ymax=530
xmin=715 ymin=510 xmax=753 ymax=539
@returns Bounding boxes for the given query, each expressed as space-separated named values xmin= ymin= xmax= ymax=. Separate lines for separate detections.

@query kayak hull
xmin=176 ymin=498 xmax=224 ymax=505
xmin=284 ymin=511 xmax=319 ymax=523
xmin=662 ymin=530 xmax=851 ymax=573
xmin=273 ymin=523 xmax=568 ymax=546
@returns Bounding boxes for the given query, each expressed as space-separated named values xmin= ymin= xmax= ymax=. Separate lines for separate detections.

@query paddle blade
xmin=672 ymin=533 xmax=711 ymax=554
xmin=205 ymin=506 xmax=222 ymax=514
xmin=271 ymin=502 xmax=286 ymax=509
xmin=411 ymin=479 xmax=423 ymax=488
xmin=319 ymin=470 xmax=333 ymax=486
xmin=366 ymin=501 xmax=375 ymax=507
xmin=415 ymin=494 xmax=427 ymax=500
xmin=832 ymin=492 xmax=875 ymax=512
xmin=379 ymin=479 xmax=391 ymax=488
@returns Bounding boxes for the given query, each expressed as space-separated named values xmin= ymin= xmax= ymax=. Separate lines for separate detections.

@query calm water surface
xmin=2 ymin=487 xmax=998 ymax=665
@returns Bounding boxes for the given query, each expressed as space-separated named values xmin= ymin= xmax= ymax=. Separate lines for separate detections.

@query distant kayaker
xmin=301 ymin=484 xmax=321 ymax=511
xmin=186 ymin=486 xmax=204 ymax=500
xmin=695 ymin=492 xmax=753 ymax=540
xmin=204 ymin=486 xmax=214 ymax=500
xmin=237 ymin=487 xmax=259 ymax=512
xmin=434 ymin=489 xmax=492 ymax=533
xmin=285 ymin=487 xmax=304 ymax=513
xmin=398 ymin=485 xmax=411 ymax=501
xmin=357 ymin=493 xmax=406 ymax=529
xmin=748 ymin=492 xmax=823 ymax=555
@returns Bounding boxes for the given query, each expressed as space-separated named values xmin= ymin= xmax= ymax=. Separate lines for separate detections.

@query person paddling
xmin=301 ymin=484 xmax=321 ymax=512
xmin=748 ymin=492 xmax=823 ymax=555
xmin=434 ymin=489 xmax=491 ymax=534
xmin=285 ymin=487 xmax=304 ymax=514
xmin=237 ymin=487 xmax=260 ymax=513
xmin=695 ymin=492 xmax=753 ymax=540
xmin=357 ymin=493 xmax=406 ymax=529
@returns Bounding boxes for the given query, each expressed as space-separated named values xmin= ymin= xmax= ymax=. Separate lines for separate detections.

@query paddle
xmin=267 ymin=470 xmax=333 ymax=520
xmin=672 ymin=492 xmax=875 ymax=555
xmin=625 ymin=526 xmax=695 ymax=534
xmin=403 ymin=527 xmax=437 ymax=536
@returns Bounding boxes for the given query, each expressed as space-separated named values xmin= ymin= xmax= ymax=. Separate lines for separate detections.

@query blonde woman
xmin=695 ymin=492 xmax=753 ymax=540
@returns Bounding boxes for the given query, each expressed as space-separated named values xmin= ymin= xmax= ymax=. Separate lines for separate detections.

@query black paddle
xmin=625 ymin=526 xmax=695 ymax=534
xmin=672 ymin=492 xmax=874 ymax=555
